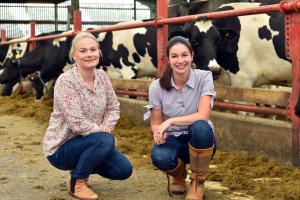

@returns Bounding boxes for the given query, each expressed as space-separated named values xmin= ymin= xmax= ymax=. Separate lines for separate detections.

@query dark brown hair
xmin=159 ymin=36 xmax=193 ymax=90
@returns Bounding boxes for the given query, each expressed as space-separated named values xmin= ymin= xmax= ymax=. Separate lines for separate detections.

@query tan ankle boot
xmin=83 ymin=178 xmax=91 ymax=187
xmin=165 ymin=159 xmax=187 ymax=195
xmin=68 ymin=178 xmax=98 ymax=200
xmin=185 ymin=144 xmax=214 ymax=200
xmin=67 ymin=178 xmax=90 ymax=188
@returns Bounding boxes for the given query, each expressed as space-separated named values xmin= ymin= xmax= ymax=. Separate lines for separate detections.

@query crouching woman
xmin=148 ymin=36 xmax=216 ymax=200
xmin=43 ymin=32 xmax=132 ymax=200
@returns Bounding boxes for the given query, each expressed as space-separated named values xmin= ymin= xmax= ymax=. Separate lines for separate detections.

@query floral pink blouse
xmin=43 ymin=66 xmax=120 ymax=157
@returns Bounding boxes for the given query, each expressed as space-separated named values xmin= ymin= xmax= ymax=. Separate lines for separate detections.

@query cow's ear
xmin=169 ymin=29 xmax=189 ymax=40
xmin=182 ymin=22 xmax=195 ymax=39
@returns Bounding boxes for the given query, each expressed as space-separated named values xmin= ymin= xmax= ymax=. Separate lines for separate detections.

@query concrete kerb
xmin=118 ymin=96 xmax=292 ymax=165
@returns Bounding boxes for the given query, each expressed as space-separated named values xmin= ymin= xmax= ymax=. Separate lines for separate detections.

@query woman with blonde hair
xmin=43 ymin=31 xmax=132 ymax=200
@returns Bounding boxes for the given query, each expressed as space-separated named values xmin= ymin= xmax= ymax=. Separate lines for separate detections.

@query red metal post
xmin=73 ymin=10 xmax=82 ymax=32
xmin=285 ymin=0 xmax=300 ymax=166
xmin=156 ymin=0 xmax=168 ymax=76
xmin=1 ymin=29 xmax=6 ymax=42
xmin=29 ymin=21 xmax=36 ymax=51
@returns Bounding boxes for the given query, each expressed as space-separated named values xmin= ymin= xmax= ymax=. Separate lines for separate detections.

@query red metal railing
xmin=1 ymin=1 xmax=299 ymax=45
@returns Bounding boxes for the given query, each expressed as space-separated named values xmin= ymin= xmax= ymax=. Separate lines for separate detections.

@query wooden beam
xmin=110 ymin=79 xmax=291 ymax=107
xmin=111 ymin=79 xmax=151 ymax=91
xmin=215 ymin=85 xmax=290 ymax=107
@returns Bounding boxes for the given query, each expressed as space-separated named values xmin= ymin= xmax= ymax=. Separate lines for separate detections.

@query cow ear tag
xmin=15 ymin=53 xmax=21 ymax=59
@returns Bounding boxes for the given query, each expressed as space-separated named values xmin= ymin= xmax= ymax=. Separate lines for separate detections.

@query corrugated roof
xmin=0 ymin=0 xmax=68 ymax=4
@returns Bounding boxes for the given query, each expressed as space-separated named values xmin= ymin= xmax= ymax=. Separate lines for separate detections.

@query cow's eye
xmin=224 ymin=32 xmax=230 ymax=37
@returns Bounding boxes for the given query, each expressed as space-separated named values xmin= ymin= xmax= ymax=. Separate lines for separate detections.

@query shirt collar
xmin=73 ymin=65 xmax=83 ymax=83
xmin=171 ymin=68 xmax=195 ymax=89
xmin=72 ymin=65 xmax=97 ymax=92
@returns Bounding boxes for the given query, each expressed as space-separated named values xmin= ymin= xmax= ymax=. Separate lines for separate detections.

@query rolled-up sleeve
xmin=148 ymin=80 xmax=162 ymax=110
xmin=101 ymin=73 xmax=120 ymax=130
xmin=143 ymin=80 xmax=162 ymax=121
xmin=54 ymin=76 xmax=100 ymax=136
xmin=200 ymin=71 xmax=216 ymax=108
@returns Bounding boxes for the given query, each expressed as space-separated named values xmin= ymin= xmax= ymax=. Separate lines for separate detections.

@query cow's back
xmin=97 ymin=24 xmax=157 ymax=79
xmin=215 ymin=3 xmax=291 ymax=87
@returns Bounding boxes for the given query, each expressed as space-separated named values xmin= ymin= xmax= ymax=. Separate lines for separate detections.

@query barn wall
xmin=212 ymin=111 xmax=291 ymax=164
xmin=118 ymin=97 xmax=292 ymax=165
xmin=0 ymin=2 xmax=150 ymax=39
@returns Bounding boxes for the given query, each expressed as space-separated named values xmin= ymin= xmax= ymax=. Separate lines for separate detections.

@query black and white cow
xmin=97 ymin=22 xmax=184 ymax=79
xmin=0 ymin=40 xmax=28 ymax=95
xmin=182 ymin=2 xmax=291 ymax=88
xmin=0 ymin=31 xmax=72 ymax=98
xmin=0 ymin=24 xmax=184 ymax=99
xmin=0 ymin=40 xmax=27 ymax=67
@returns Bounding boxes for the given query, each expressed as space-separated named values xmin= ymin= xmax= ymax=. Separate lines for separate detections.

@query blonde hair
xmin=69 ymin=31 xmax=100 ymax=62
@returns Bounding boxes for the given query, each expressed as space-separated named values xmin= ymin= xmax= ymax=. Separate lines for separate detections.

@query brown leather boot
xmin=68 ymin=178 xmax=98 ymax=200
xmin=165 ymin=159 xmax=187 ymax=195
xmin=185 ymin=144 xmax=214 ymax=200
xmin=67 ymin=178 xmax=90 ymax=188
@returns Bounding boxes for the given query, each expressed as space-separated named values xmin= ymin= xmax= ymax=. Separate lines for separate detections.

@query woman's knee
xmin=89 ymin=132 xmax=115 ymax=153
xmin=151 ymin=145 xmax=177 ymax=170
xmin=118 ymin=160 xmax=132 ymax=180
xmin=189 ymin=120 xmax=214 ymax=149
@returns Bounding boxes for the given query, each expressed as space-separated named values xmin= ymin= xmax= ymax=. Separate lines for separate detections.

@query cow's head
xmin=177 ymin=15 xmax=240 ymax=79
xmin=0 ymin=59 xmax=20 ymax=84
xmin=190 ymin=20 xmax=220 ymax=70
xmin=0 ymin=58 xmax=39 ymax=84
xmin=174 ymin=19 xmax=221 ymax=79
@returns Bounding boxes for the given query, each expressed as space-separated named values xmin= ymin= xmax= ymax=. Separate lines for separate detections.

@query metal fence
xmin=0 ymin=2 xmax=150 ymax=39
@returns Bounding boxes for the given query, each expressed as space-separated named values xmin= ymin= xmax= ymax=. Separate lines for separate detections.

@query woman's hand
xmin=99 ymin=124 xmax=111 ymax=133
xmin=151 ymin=110 xmax=172 ymax=145
xmin=153 ymin=129 xmax=167 ymax=145
xmin=153 ymin=119 xmax=172 ymax=145
xmin=157 ymin=119 xmax=172 ymax=134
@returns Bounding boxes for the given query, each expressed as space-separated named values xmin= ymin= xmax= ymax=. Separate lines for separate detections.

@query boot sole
xmin=68 ymin=190 xmax=98 ymax=200
xmin=171 ymin=191 xmax=186 ymax=195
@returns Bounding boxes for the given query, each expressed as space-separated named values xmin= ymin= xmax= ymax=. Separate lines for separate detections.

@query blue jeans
xmin=47 ymin=132 xmax=132 ymax=180
xmin=151 ymin=120 xmax=216 ymax=171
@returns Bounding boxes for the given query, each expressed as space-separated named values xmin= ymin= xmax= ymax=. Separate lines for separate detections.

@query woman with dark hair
xmin=147 ymin=36 xmax=217 ymax=200
xmin=43 ymin=32 xmax=132 ymax=200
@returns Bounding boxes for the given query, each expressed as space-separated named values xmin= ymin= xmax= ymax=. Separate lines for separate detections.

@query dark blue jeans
xmin=151 ymin=120 xmax=216 ymax=171
xmin=47 ymin=132 xmax=132 ymax=180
